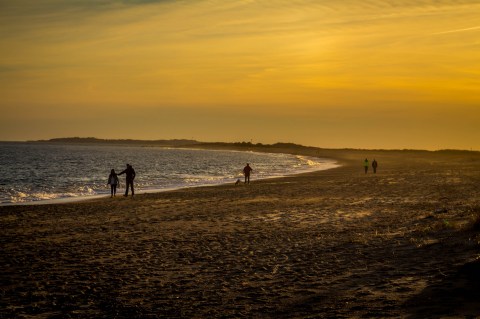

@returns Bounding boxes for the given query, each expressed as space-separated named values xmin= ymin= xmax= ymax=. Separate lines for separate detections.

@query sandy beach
xmin=1 ymin=147 xmax=479 ymax=318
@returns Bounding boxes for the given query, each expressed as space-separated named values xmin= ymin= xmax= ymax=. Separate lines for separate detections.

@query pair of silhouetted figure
xmin=108 ymin=164 xmax=136 ymax=197
xmin=364 ymin=158 xmax=378 ymax=174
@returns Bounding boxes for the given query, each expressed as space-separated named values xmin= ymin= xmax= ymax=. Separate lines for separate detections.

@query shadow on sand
xmin=405 ymin=259 xmax=480 ymax=318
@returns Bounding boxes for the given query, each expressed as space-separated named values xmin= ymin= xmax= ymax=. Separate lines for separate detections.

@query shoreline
xmin=0 ymin=163 xmax=339 ymax=207
xmin=0 ymin=147 xmax=339 ymax=207
xmin=1 ymin=147 xmax=479 ymax=318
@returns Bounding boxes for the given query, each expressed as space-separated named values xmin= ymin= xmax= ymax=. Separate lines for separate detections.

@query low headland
xmin=1 ymin=140 xmax=479 ymax=318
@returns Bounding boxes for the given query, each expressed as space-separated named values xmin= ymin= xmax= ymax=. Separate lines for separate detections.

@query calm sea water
xmin=0 ymin=143 xmax=338 ymax=205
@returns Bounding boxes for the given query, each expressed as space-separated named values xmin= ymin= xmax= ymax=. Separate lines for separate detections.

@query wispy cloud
xmin=433 ymin=25 xmax=480 ymax=35
xmin=1 ymin=0 xmax=480 ymax=107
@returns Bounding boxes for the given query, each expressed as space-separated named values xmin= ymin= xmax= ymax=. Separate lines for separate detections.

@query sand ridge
xmin=1 ymin=149 xmax=480 ymax=318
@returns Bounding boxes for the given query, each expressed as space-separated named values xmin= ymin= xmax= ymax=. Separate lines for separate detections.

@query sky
xmin=0 ymin=0 xmax=479 ymax=150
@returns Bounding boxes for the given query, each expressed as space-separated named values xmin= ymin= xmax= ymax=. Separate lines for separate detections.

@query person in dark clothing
xmin=372 ymin=159 xmax=378 ymax=174
xmin=243 ymin=163 xmax=253 ymax=184
xmin=118 ymin=164 xmax=136 ymax=197
xmin=107 ymin=169 xmax=120 ymax=197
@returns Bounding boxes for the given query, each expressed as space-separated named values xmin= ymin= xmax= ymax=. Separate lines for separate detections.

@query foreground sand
xmin=1 ymin=148 xmax=480 ymax=318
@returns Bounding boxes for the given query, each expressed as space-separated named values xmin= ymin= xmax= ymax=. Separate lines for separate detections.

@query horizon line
xmin=0 ymin=137 xmax=478 ymax=153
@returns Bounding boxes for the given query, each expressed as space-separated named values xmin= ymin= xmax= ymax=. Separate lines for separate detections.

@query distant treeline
xmin=32 ymin=137 xmax=478 ymax=154
xmin=33 ymin=137 xmax=312 ymax=150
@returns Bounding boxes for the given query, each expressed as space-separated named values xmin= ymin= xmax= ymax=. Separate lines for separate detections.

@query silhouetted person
xmin=364 ymin=158 xmax=369 ymax=174
xmin=107 ymin=169 xmax=120 ymax=197
xmin=372 ymin=159 xmax=378 ymax=174
xmin=118 ymin=164 xmax=136 ymax=197
xmin=243 ymin=163 xmax=253 ymax=184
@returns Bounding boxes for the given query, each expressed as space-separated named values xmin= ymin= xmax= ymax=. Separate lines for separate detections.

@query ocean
xmin=0 ymin=142 xmax=338 ymax=205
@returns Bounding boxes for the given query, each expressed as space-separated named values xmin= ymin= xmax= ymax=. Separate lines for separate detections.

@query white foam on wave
xmin=294 ymin=155 xmax=340 ymax=172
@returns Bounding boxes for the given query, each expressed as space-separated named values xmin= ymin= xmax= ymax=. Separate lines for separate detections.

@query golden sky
xmin=1 ymin=0 xmax=479 ymax=149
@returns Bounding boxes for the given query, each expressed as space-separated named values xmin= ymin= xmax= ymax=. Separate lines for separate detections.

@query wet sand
xmin=1 ymin=148 xmax=480 ymax=318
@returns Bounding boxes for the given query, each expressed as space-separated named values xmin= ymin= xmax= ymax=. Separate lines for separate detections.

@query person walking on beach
xmin=243 ymin=163 xmax=253 ymax=184
xmin=118 ymin=164 xmax=136 ymax=197
xmin=107 ymin=169 xmax=120 ymax=197
xmin=364 ymin=158 xmax=369 ymax=174
xmin=372 ymin=159 xmax=378 ymax=174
